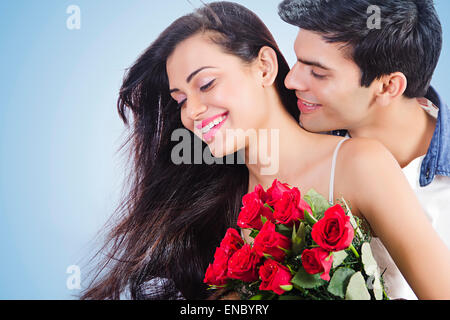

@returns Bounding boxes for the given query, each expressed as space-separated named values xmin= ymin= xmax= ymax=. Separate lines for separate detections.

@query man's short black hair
xmin=278 ymin=0 xmax=442 ymax=98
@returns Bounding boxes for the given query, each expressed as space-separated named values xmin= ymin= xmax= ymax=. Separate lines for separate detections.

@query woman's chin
xmin=208 ymin=145 xmax=229 ymax=159
xmin=207 ymin=142 xmax=239 ymax=160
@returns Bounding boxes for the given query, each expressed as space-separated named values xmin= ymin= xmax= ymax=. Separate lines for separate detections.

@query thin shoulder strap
xmin=329 ymin=138 xmax=350 ymax=204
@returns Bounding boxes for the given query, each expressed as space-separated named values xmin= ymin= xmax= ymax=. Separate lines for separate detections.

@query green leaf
xmin=304 ymin=189 xmax=331 ymax=218
xmin=332 ymin=250 xmax=348 ymax=268
xmin=291 ymin=267 xmax=327 ymax=289
xmin=261 ymin=215 xmax=268 ymax=225
xmin=345 ymin=272 xmax=371 ymax=300
xmin=304 ymin=210 xmax=318 ymax=226
xmin=292 ymin=223 xmax=296 ymax=241
xmin=249 ymin=294 xmax=264 ymax=300
xmin=249 ymin=229 xmax=259 ymax=239
xmin=369 ymin=273 xmax=384 ymax=300
xmin=279 ymin=284 xmax=293 ymax=292
xmin=275 ymin=223 xmax=292 ymax=238
xmin=361 ymin=242 xmax=378 ymax=277
xmin=327 ymin=268 xmax=355 ymax=298
xmin=277 ymin=246 xmax=291 ymax=255
xmin=291 ymin=222 xmax=306 ymax=255
xmin=361 ymin=242 xmax=383 ymax=300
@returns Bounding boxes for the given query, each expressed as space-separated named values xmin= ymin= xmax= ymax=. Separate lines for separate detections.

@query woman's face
xmin=166 ymin=32 xmax=271 ymax=158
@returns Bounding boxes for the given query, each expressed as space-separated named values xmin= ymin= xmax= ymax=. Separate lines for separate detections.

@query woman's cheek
xmin=180 ymin=110 xmax=193 ymax=131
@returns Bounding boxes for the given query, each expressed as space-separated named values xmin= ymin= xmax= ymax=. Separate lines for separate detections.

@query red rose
xmin=301 ymin=247 xmax=333 ymax=281
xmin=253 ymin=184 xmax=269 ymax=203
xmin=204 ymin=263 xmax=227 ymax=286
xmin=311 ymin=204 xmax=354 ymax=251
xmin=259 ymin=259 xmax=293 ymax=295
xmin=227 ymin=244 xmax=261 ymax=282
xmin=219 ymin=228 xmax=244 ymax=257
xmin=253 ymin=220 xmax=291 ymax=262
xmin=237 ymin=191 xmax=273 ymax=230
xmin=204 ymin=229 xmax=244 ymax=286
xmin=273 ymin=187 xmax=304 ymax=227
xmin=266 ymin=179 xmax=291 ymax=206
xmin=299 ymin=198 xmax=313 ymax=216
xmin=204 ymin=247 xmax=229 ymax=286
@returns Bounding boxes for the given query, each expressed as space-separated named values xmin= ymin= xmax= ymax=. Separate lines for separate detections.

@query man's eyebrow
xmin=297 ymin=58 xmax=332 ymax=71
xmin=169 ymin=66 xmax=216 ymax=94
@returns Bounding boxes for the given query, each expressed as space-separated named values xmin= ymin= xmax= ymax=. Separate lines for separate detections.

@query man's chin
xmin=298 ymin=117 xmax=334 ymax=134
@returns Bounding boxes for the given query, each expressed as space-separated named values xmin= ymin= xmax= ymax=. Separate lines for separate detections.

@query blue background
xmin=0 ymin=0 xmax=449 ymax=299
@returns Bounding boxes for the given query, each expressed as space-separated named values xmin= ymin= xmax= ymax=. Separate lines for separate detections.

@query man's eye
xmin=311 ymin=70 xmax=326 ymax=79
xmin=200 ymin=79 xmax=215 ymax=91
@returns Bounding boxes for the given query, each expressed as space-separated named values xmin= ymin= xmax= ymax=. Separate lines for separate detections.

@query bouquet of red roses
xmin=204 ymin=179 xmax=387 ymax=300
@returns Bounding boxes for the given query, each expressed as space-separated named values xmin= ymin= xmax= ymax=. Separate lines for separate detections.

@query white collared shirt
xmin=371 ymin=100 xmax=450 ymax=300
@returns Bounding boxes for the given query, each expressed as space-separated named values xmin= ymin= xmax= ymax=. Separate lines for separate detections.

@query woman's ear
xmin=256 ymin=46 xmax=279 ymax=87
xmin=374 ymin=72 xmax=408 ymax=107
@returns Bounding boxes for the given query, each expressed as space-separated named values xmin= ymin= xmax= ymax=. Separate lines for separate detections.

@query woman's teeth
xmin=202 ymin=115 xmax=227 ymax=133
xmin=303 ymin=102 xmax=318 ymax=107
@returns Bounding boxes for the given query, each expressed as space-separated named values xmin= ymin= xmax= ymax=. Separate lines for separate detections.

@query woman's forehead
xmin=166 ymin=33 xmax=241 ymax=81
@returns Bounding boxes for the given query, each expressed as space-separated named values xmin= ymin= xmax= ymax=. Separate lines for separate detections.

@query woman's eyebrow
xmin=170 ymin=66 xmax=216 ymax=93
xmin=186 ymin=66 xmax=216 ymax=83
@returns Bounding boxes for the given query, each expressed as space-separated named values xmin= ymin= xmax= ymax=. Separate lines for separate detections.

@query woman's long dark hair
xmin=80 ymin=1 xmax=299 ymax=300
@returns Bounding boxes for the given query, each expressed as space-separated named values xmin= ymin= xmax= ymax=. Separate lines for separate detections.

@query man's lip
xmin=297 ymin=97 xmax=321 ymax=106
xmin=196 ymin=111 xmax=229 ymax=129
xmin=297 ymin=98 xmax=322 ymax=114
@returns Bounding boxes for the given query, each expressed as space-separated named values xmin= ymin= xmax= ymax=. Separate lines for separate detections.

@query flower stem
xmin=348 ymin=244 xmax=360 ymax=259
xmin=264 ymin=203 xmax=274 ymax=212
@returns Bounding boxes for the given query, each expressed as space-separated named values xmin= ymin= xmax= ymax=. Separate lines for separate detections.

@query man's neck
xmin=348 ymin=97 xmax=436 ymax=168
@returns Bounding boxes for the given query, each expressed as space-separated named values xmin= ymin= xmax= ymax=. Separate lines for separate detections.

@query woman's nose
xmin=186 ymin=96 xmax=207 ymax=121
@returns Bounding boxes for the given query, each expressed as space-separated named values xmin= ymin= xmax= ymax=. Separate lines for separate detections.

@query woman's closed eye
xmin=173 ymin=94 xmax=187 ymax=110
xmin=174 ymin=79 xmax=216 ymax=109
xmin=176 ymin=99 xmax=186 ymax=110
xmin=200 ymin=79 xmax=215 ymax=91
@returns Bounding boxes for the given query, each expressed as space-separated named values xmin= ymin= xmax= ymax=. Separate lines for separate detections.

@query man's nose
xmin=285 ymin=62 xmax=308 ymax=92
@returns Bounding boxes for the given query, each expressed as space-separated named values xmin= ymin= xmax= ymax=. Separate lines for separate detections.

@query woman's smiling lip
xmin=202 ymin=112 xmax=229 ymax=142
xmin=196 ymin=111 xmax=229 ymax=129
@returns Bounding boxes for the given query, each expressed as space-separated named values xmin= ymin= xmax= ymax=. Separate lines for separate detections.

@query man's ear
xmin=375 ymin=72 xmax=408 ymax=106
xmin=256 ymin=46 xmax=279 ymax=87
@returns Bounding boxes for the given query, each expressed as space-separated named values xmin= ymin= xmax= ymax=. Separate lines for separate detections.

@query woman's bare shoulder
xmin=334 ymin=137 xmax=404 ymax=215
xmin=338 ymin=137 xmax=400 ymax=173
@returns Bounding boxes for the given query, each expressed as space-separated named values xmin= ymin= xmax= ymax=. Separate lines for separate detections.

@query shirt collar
xmin=420 ymin=86 xmax=450 ymax=187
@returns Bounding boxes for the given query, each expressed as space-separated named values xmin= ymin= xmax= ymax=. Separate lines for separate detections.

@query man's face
xmin=285 ymin=29 xmax=377 ymax=132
